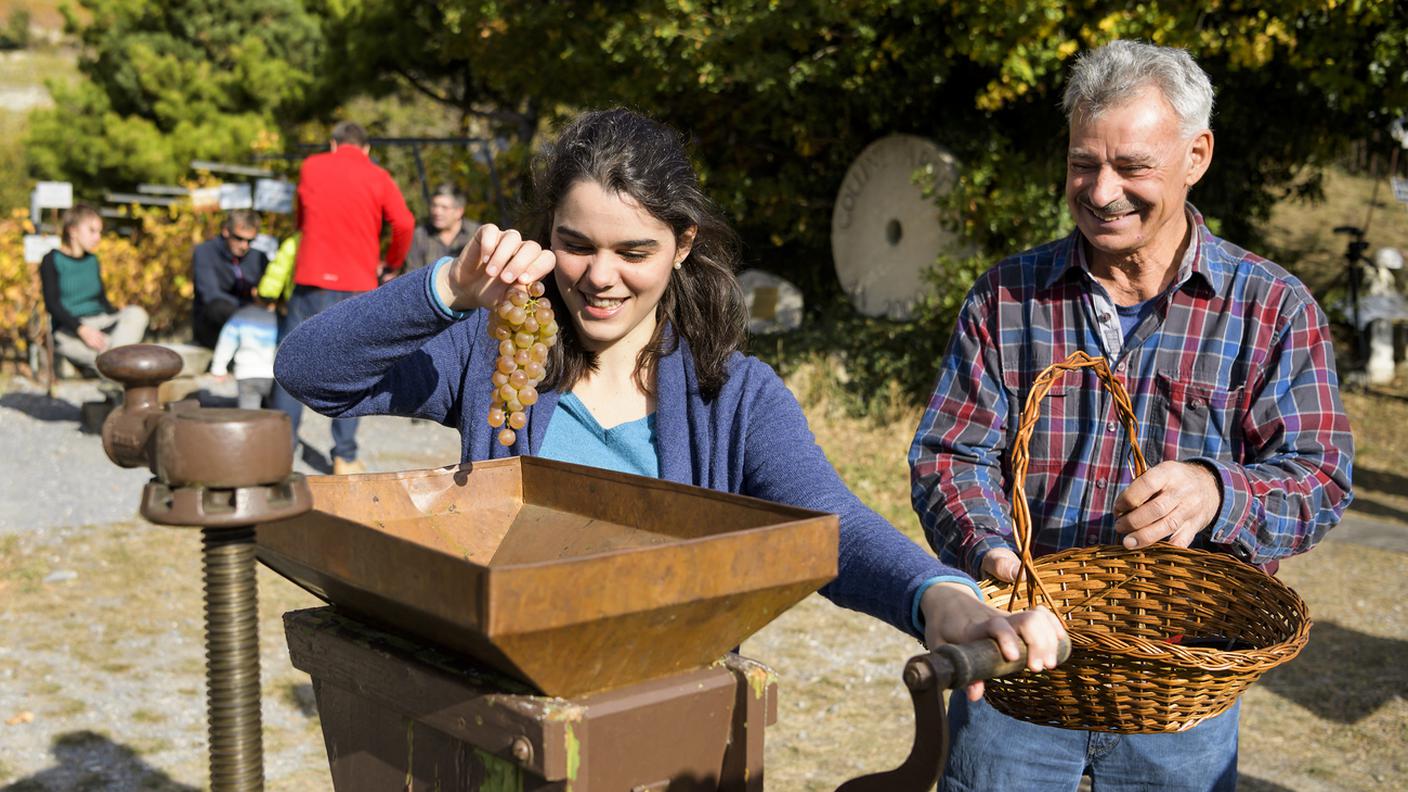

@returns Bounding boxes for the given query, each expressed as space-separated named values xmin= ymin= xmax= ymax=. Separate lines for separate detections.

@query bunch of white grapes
xmin=487 ymin=281 xmax=558 ymax=446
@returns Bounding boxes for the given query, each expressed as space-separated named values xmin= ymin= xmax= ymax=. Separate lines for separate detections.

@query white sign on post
xmin=253 ymin=179 xmax=295 ymax=213
xmin=32 ymin=182 xmax=74 ymax=210
xmin=218 ymin=183 xmax=253 ymax=210
xmin=191 ymin=186 xmax=222 ymax=212
xmin=23 ymin=234 xmax=61 ymax=264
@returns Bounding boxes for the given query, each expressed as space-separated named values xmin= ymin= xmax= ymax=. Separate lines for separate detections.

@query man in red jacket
xmin=270 ymin=120 xmax=414 ymax=475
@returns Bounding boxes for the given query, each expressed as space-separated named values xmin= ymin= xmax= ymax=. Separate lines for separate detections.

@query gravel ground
xmin=2 ymin=373 xmax=1404 ymax=791
xmin=0 ymin=376 xmax=461 ymax=535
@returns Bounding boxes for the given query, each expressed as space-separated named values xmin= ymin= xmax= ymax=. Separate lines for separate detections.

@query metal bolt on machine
xmin=97 ymin=344 xmax=1064 ymax=792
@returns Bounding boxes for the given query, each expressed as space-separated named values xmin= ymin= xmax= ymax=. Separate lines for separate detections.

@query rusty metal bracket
xmin=141 ymin=480 xmax=310 ymax=528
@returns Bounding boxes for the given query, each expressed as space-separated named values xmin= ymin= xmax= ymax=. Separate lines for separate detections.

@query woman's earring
xmin=673 ymin=260 xmax=682 ymax=270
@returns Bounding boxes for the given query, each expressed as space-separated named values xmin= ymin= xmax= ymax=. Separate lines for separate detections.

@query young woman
xmin=38 ymin=203 xmax=149 ymax=372
xmin=275 ymin=109 xmax=1063 ymax=690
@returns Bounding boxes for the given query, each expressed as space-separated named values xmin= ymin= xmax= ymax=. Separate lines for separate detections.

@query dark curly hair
xmin=524 ymin=108 xmax=747 ymax=399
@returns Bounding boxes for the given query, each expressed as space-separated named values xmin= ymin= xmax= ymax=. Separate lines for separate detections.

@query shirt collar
xmin=1044 ymin=202 xmax=1221 ymax=294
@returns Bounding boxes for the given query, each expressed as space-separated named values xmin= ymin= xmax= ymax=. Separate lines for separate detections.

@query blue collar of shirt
xmin=1038 ymin=203 xmax=1227 ymax=296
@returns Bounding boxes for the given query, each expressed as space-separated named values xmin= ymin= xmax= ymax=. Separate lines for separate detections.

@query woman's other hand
xmin=436 ymin=224 xmax=557 ymax=312
xmin=920 ymin=582 xmax=1066 ymax=701
xmin=77 ymin=324 xmax=109 ymax=352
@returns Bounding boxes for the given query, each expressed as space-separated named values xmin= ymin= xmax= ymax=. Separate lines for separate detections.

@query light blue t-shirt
xmin=536 ymin=392 xmax=660 ymax=478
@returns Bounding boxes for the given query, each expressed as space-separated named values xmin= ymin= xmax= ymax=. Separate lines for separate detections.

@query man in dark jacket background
xmin=192 ymin=209 xmax=267 ymax=348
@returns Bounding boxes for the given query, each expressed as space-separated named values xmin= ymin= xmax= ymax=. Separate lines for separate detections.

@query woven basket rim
xmin=981 ymin=544 xmax=1310 ymax=672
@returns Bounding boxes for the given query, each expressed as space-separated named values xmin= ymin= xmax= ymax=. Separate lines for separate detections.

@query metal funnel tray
xmin=256 ymin=456 xmax=838 ymax=697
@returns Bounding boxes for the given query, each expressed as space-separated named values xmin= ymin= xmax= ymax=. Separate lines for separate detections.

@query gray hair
xmin=430 ymin=183 xmax=466 ymax=208
xmin=1062 ymin=40 xmax=1214 ymax=138
xmin=223 ymin=209 xmax=259 ymax=232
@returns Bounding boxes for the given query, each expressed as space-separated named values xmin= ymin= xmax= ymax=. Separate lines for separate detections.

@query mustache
xmin=1080 ymin=197 xmax=1143 ymax=215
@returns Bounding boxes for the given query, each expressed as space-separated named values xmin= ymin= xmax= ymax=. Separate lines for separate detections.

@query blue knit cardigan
xmin=274 ymin=266 xmax=964 ymax=638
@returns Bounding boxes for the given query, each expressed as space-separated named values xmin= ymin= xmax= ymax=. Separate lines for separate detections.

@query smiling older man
xmin=909 ymin=40 xmax=1353 ymax=790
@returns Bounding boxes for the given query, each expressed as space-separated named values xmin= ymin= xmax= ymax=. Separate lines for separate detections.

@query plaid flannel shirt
xmin=909 ymin=205 xmax=1353 ymax=578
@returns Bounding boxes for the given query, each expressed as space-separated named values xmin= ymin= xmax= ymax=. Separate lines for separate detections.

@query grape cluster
xmin=487 ymin=281 xmax=558 ymax=446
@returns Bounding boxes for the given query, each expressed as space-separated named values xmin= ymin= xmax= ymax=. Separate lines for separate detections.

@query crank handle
xmin=837 ymin=635 xmax=1072 ymax=792
xmin=917 ymin=635 xmax=1073 ymax=692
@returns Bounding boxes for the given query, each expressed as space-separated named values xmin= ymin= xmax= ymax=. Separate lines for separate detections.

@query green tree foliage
xmin=313 ymin=0 xmax=541 ymax=140
xmin=23 ymin=0 xmax=1408 ymax=411
xmin=309 ymin=2 xmax=669 ymax=225
xmin=25 ymin=0 xmax=325 ymax=188
xmin=319 ymin=1 xmax=1403 ymax=412
xmin=336 ymin=1 xmax=1404 ymax=290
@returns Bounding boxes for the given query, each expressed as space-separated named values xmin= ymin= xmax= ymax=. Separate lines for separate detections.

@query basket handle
xmin=1006 ymin=351 xmax=1149 ymax=613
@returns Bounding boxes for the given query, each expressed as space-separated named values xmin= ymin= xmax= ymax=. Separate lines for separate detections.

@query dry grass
xmin=1268 ymin=169 xmax=1408 ymax=530
xmin=0 ymin=0 xmax=67 ymax=31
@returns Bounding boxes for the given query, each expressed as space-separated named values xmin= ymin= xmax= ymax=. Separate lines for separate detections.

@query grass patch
xmin=128 ymin=736 xmax=173 ymax=754
xmin=0 ymin=533 xmax=49 ymax=594
xmin=47 ymin=696 xmax=87 ymax=717
xmin=129 ymin=708 xmax=164 ymax=724
xmin=1264 ymin=166 xmax=1408 ymax=295
xmin=0 ymin=0 xmax=68 ymax=31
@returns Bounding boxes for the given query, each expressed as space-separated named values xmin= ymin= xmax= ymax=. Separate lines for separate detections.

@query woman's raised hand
xmin=437 ymin=224 xmax=557 ymax=313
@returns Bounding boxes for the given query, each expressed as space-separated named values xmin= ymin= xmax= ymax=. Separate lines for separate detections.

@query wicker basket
xmin=981 ymin=351 xmax=1311 ymax=733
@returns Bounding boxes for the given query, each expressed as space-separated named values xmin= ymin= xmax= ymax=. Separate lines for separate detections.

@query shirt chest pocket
xmin=1149 ymin=372 xmax=1245 ymax=462
xmin=1003 ymin=373 xmax=1079 ymax=478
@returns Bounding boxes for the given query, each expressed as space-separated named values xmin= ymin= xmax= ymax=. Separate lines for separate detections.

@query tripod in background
xmin=1334 ymin=224 xmax=1373 ymax=365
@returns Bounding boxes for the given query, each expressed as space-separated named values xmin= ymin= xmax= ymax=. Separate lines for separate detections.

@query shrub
xmin=0 ymin=211 xmax=38 ymax=361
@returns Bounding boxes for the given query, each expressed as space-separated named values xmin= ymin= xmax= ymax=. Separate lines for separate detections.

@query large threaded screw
xmin=203 ymin=526 xmax=263 ymax=791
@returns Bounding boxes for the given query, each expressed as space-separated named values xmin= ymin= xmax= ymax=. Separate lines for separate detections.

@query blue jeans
xmin=270 ymin=286 xmax=362 ymax=462
xmin=942 ymin=694 xmax=1240 ymax=791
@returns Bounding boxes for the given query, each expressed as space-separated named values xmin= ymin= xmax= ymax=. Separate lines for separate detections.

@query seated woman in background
xmin=274 ymin=108 xmax=1064 ymax=688
xmin=39 ymin=203 xmax=149 ymax=373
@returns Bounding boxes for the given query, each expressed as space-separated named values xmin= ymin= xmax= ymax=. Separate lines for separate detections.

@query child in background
xmin=210 ymin=302 xmax=278 ymax=409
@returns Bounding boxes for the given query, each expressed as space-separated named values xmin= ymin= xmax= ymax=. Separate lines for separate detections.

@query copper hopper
xmin=255 ymin=456 xmax=838 ymax=697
